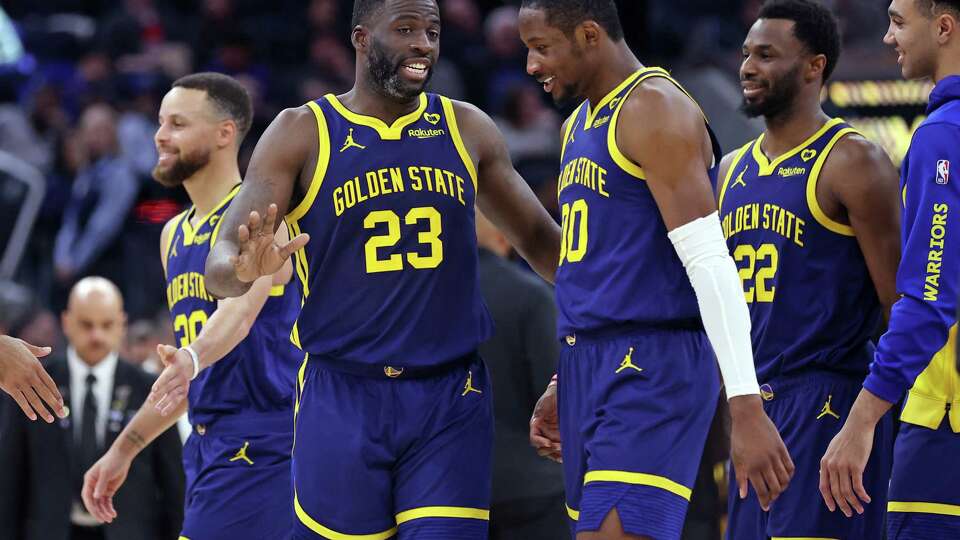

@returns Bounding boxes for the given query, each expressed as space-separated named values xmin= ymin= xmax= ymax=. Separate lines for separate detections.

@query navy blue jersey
xmin=285 ymin=93 xmax=493 ymax=366
xmin=554 ymin=67 xmax=721 ymax=337
xmin=717 ymin=118 xmax=881 ymax=383
xmin=164 ymin=186 xmax=302 ymax=425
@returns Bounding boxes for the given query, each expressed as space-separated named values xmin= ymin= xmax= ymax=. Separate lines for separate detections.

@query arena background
xmin=0 ymin=1 xmax=925 ymax=538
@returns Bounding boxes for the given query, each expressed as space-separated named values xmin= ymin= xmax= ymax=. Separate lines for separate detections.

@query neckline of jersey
xmin=325 ymin=93 xmax=428 ymax=140
xmin=583 ymin=67 xmax=668 ymax=129
xmin=752 ymin=117 xmax=844 ymax=175
xmin=183 ymin=183 xmax=241 ymax=238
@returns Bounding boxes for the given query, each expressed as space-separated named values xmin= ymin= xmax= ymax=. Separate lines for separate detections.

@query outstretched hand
xmin=231 ymin=204 xmax=309 ymax=283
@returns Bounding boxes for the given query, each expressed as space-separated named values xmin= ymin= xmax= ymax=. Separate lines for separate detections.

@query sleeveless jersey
xmin=554 ymin=67 xmax=722 ymax=337
xmin=717 ymin=118 xmax=881 ymax=383
xmin=164 ymin=186 xmax=302 ymax=426
xmin=285 ymin=93 xmax=493 ymax=366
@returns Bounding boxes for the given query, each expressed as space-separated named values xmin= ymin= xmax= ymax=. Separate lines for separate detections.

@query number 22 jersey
xmin=285 ymin=93 xmax=493 ymax=367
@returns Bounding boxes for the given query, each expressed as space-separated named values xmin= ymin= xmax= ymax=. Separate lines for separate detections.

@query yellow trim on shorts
xmin=286 ymin=101 xmax=331 ymax=223
xmin=438 ymin=96 xmax=477 ymax=193
xmin=805 ymin=127 xmax=858 ymax=236
xmin=717 ymin=140 xmax=754 ymax=211
xmin=584 ymin=470 xmax=692 ymax=501
xmin=326 ymin=92 xmax=427 ymax=141
xmin=178 ymin=537 xmax=190 ymax=540
xmin=394 ymin=506 xmax=489 ymax=525
xmin=566 ymin=504 xmax=580 ymax=521
xmin=889 ymin=501 xmax=960 ymax=517
xmin=294 ymin=491 xmax=397 ymax=539
xmin=292 ymin=352 xmax=308 ymax=452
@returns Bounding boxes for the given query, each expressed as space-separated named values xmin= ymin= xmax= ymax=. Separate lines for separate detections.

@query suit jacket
xmin=0 ymin=356 xmax=184 ymax=540
xmin=477 ymin=249 xmax=565 ymax=504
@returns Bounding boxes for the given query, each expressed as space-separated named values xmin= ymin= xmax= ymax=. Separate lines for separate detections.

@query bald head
xmin=63 ymin=277 xmax=126 ymax=366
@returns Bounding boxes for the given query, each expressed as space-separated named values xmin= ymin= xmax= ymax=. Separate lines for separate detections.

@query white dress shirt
xmin=67 ymin=347 xmax=118 ymax=447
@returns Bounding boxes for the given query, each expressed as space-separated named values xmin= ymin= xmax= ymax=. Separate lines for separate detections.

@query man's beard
xmin=368 ymin=37 xmax=432 ymax=100
xmin=740 ymin=64 xmax=802 ymax=119
xmin=152 ymin=147 xmax=212 ymax=187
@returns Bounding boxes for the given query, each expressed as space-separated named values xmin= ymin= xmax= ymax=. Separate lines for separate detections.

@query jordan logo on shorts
xmin=816 ymin=395 xmax=840 ymax=420
xmin=461 ymin=370 xmax=482 ymax=396
xmin=229 ymin=441 xmax=255 ymax=465
xmin=615 ymin=347 xmax=642 ymax=374
xmin=339 ymin=128 xmax=366 ymax=153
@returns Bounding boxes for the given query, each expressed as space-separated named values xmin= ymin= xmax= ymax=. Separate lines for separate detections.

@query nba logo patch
xmin=937 ymin=160 xmax=950 ymax=185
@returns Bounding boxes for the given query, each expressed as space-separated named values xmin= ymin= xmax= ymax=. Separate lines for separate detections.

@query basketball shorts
xmin=726 ymin=370 xmax=893 ymax=540
xmin=558 ymin=327 xmax=720 ymax=540
xmin=887 ymin=420 xmax=960 ymax=539
xmin=180 ymin=411 xmax=294 ymax=540
xmin=292 ymin=354 xmax=493 ymax=539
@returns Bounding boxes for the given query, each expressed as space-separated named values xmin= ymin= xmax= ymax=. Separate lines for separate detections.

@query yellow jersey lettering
xmin=366 ymin=171 xmax=381 ymax=199
xmin=389 ymin=167 xmax=404 ymax=193
xmin=409 ymin=166 xmax=423 ymax=191
xmin=721 ymin=203 xmax=805 ymax=247
xmin=333 ymin=186 xmax=345 ymax=216
xmin=558 ymin=157 xmax=610 ymax=198
xmin=166 ymin=272 xmax=217 ymax=309
xmin=925 ymin=203 xmax=948 ymax=301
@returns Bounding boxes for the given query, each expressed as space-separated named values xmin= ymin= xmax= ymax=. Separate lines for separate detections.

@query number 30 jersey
xmin=555 ymin=67 xmax=721 ymax=337
xmin=717 ymin=118 xmax=881 ymax=383
xmin=164 ymin=186 xmax=302 ymax=426
xmin=285 ymin=93 xmax=493 ymax=367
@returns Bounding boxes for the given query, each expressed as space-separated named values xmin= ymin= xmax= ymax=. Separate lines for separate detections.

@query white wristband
xmin=182 ymin=346 xmax=200 ymax=381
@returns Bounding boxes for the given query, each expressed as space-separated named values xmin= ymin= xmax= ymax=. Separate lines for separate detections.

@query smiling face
xmin=152 ymin=87 xmax=223 ymax=187
xmin=518 ymin=6 xmax=587 ymax=107
xmin=360 ymin=0 xmax=440 ymax=101
xmin=884 ymin=0 xmax=940 ymax=80
xmin=739 ymin=18 xmax=812 ymax=119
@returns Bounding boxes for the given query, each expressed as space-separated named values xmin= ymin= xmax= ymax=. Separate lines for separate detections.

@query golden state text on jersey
xmin=164 ymin=186 xmax=302 ymax=425
xmin=717 ymin=119 xmax=881 ymax=382
xmin=554 ymin=67 xmax=722 ymax=337
xmin=285 ymin=93 xmax=492 ymax=366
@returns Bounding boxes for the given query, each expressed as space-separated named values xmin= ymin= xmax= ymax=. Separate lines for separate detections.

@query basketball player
xmin=717 ymin=2 xmax=901 ymax=538
xmin=204 ymin=1 xmax=561 ymax=538
xmin=821 ymin=1 xmax=960 ymax=537
xmin=0 ymin=334 xmax=64 ymax=422
xmin=81 ymin=73 xmax=302 ymax=540
xmin=518 ymin=1 xmax=794 ymax=539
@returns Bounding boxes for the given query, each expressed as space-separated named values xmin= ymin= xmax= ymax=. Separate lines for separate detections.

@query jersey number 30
xmin=364 ymin=207 xmax=443 ymax=273
xmin=559 ymin=199 xmax=589 ymax=264
xmin=733 ymin=243 xmax=779 ymax=302
xmin=173 ymin=310 xmax=208 ymax=347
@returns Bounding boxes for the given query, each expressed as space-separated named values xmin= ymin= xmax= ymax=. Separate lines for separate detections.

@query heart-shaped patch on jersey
xmin=801 ymin=149 xmax=817 ymax=162
xmin=424 ymin=113 xmax=441 ymax=125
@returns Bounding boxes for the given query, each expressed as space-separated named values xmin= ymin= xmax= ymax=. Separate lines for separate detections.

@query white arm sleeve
xmin=668 ymin=212 xmax=760 ymax=399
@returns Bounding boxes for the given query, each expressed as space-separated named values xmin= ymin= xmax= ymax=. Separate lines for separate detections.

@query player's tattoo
xmin=125 ymin=430 xmax=147 ymax=449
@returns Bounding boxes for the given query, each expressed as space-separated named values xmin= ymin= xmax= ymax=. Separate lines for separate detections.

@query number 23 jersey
xmin=285 ymin=93 xmax=493 ymax=367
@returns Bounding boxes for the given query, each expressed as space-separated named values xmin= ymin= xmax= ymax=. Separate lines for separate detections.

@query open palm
xmin=232 ymin=204 xmax=309 ymax=283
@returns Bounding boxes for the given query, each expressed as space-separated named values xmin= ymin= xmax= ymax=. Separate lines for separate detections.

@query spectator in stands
xmin=0 ymin=277 xmax=183 ymax=540
xmin=53 ymin=103 xmax=138 ymax=297
xmin=493 ymin=81 xmax=561 ymax=165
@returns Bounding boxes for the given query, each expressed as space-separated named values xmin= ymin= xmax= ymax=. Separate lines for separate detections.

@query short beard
xmin=152 ymin=148 xmax=211 ymax=188
xmin=368 ymin=36 xmax=431 ymax=101
xmin=739 ymin=64 xmax=802 ymax=119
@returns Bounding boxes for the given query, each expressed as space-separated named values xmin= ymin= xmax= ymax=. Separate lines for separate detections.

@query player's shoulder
xmin=272 ymin=103 xmax=322 ymax=130
xmin=827 ymin=130 xmax=894 ymax=174
xmin=446 ymin=97 xmax=494 ymax=129
xmin=623 ymin=76 xmax=702 ymax=125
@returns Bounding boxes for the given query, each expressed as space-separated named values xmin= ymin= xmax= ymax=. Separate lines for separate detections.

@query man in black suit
xmin=476 ymin=213 xmax=568 ymax=540
xmin=0 ymin=277 xmax=184 ymax=540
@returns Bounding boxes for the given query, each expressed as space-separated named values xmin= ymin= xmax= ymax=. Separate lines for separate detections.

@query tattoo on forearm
xmin=125 ymin=430 xmax=146 ymax=449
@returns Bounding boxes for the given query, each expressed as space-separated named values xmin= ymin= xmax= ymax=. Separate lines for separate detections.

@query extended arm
xmin=456 ymin=100 xmax=561 ymax=283
xmin=205 ymin=107 xmax=315 ymax=298
xmin=618 ymin=78 xmax=792 ymax=509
